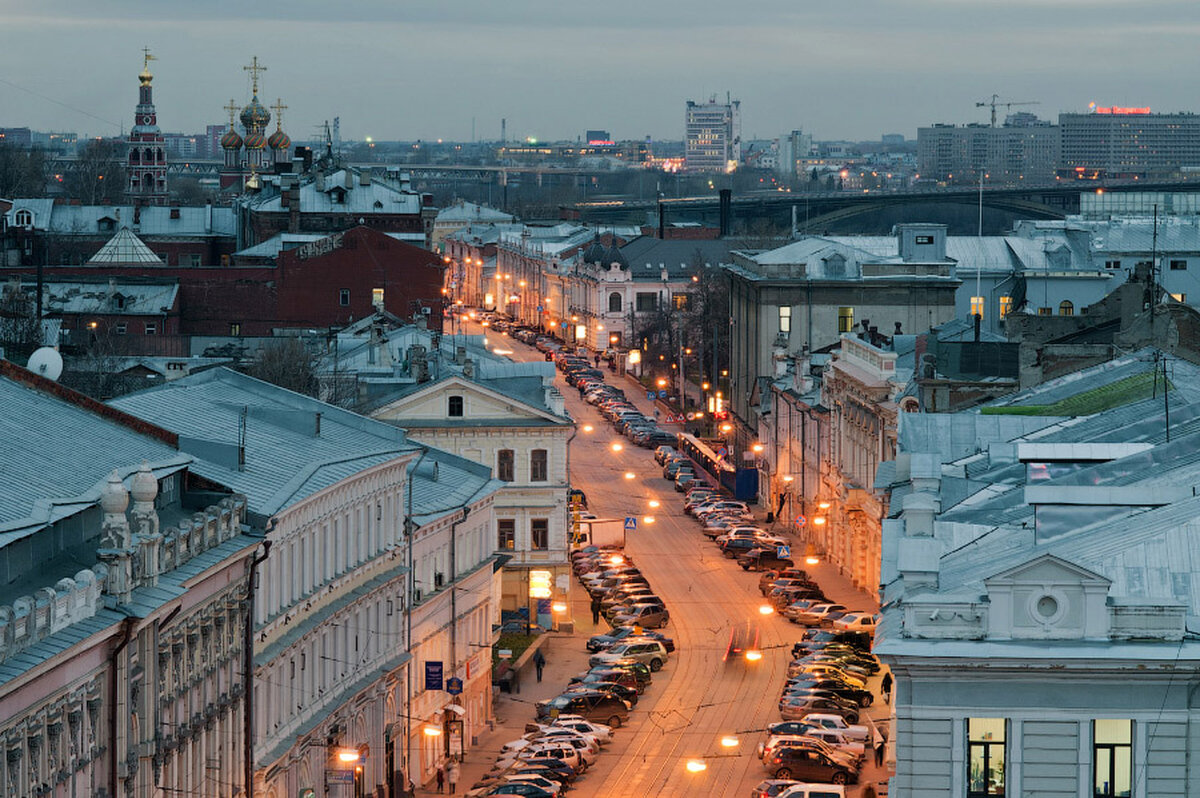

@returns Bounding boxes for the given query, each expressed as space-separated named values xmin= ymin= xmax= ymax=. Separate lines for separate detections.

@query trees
xmin=244 ymin=337 xmax=319 ymax=397
xmin=0 ymin=145 xmax=46 ymax=197
xmin=0 ymin=279 xmax=42 ymax=361
xmin=62 ymin=139 xmax=126 ymax=205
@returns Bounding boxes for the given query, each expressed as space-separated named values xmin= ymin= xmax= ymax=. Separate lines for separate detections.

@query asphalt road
xmin=470 ymin=323 xmax=888 ymax=797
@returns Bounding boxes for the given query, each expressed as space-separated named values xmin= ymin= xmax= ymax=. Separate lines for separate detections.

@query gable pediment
xmin=983 ymin=554 xmax=1111 ymax=641
xmin=984 ymin=553 xmax=1110 ymax=589
xmin=373 ymin=376 xmax=559 ymax=425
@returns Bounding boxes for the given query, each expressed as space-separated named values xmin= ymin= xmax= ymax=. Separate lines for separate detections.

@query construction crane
xmin=976 ymin=95 xmax=1039 ymax=127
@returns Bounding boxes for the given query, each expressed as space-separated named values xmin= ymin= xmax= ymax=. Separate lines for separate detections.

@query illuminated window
xmin=970 ymin=296 xmax=985 ymax=318
xmin=230 ymin=323 xmax=241 ymax=336
xmin=998 ymin=296 xmax=1012 ymax=318
xmin=779 ymin=306 xmax=791 ymax=333
xmin=497 ymin=519 xmax=515 ymax=550
xmin=1093 ymin=719 xmax=1132 ymax=798
xmin=372 ymin=287 xmax=385 ymax=308
xmin=672 ymin=293 xmax=689 ymax=311
xmin=1170 ymin=292 xmax=1186 ymax=303
xmin=838 ymin=306 xmax=855 ymax=333
xmin=1038 ymin=307 xmax=1052 ymax=316
xmin=531 ymin=518 xmax=549 ymax=550
xmin=1059 ymin=300 xmax=1074 ymax=316
xmin=967 ymin=718 xmax=1006 ymax=798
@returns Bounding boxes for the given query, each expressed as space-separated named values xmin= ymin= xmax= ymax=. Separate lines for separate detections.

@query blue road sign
xmin=716 ymin=447 xmax=728 ymax=458
xmin=777 ymin=545 xmax=791 ymax=558
xmin=647 ymin=391 xmax=655 ymax=400
xmin=658 ymin=390 xmax=667 ymax=399
xmin=536 ymin=305 xmax=543 ymax=312
xmin=794 ymin=515 xmax=807 ymax=528
xmin=446 ymin=676 xmax=463 ymax=696
xmin=424 ymin=661 xmax=444 ymax=691
xmin=624 ymin=516 xmax=638 ymax=531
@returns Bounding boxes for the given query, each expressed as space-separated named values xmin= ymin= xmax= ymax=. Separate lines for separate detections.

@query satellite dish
xmin=27 ymin=347 xmax=64 ymax=381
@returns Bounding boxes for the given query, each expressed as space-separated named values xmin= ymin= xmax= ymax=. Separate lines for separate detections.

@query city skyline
xmin=2 ymin=1 xmax=1199 ymax=144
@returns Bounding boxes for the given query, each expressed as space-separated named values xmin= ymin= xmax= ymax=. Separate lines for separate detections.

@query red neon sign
xmin=1092 ymin=106 xmax=1151 ymax=115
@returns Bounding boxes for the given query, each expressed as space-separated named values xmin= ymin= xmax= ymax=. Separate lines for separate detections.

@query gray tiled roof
xmin=8 ymin=202 xmax=235 ymax=237
xmin=0 ymin=373 xmax=187 ymax=536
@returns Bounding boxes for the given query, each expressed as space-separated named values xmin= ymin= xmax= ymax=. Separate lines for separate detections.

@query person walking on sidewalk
xmin=881 ymin=671 xmax=893 ymax=705
xmin=447 ymin=761 xmax=460 ymax=795
xmin=534 ymin=649 xmax=546 ymax=682
xmin=591 ymin=596 xmax=602 ymax=625
xmin=435 ymin=763 xmax=445 ymax=793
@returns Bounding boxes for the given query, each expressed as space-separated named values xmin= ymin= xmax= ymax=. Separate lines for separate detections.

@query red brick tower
xmin=126 ymin=48 xmax=168 ymax=206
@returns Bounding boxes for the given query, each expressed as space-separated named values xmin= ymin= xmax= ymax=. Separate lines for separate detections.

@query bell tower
xmin=127 ymin=48 xmax=169 ymax=206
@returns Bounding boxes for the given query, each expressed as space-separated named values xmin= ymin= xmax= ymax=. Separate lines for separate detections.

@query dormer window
xmin=448 ymin=395 xmax=464 ymax=417
xmin=111 ymin=293 xmax=127 ymax=310
xmin=13 ymin=209 xmax=33 ymax=228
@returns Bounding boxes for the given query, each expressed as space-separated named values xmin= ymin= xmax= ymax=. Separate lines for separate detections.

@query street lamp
xmin=685 ymin=760 xmax=708 ymax=773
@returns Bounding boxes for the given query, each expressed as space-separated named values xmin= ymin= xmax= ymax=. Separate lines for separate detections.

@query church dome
xmin=267 ymin=128 xmax=291 ymax=150
xmin=604 ymin=245 xmax=628 ymax=269
xmin=244 ymin=132 xmax=267 ymax=150
xmin=240 ymin=95 xmax=271 ymax=131
xmin=582 ymin=237 xmax=607 ymax=264
xmin=220 ymin=128 xmax=244 ymax=149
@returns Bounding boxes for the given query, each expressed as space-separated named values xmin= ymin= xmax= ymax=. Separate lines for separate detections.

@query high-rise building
xmin=1059 ymin=108 xmax=1200 ymax=178
xmin=917 ymin=119 xmax=1059 ymax=184
xmin=126 ymin=50 xmax=168 ymax=205
xmin=776 ymin=129 xmax=812 ymax=179
xmin=685 ymin=96 xmax=740 ymax=172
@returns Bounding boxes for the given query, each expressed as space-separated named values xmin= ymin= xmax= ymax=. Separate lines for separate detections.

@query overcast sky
xmin=3 ymin=0 xmax=1199 ymax=144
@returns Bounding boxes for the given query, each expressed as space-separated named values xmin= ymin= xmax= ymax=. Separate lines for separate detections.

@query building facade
xmin=127 ymin=52 xmax=168 ymax=206
xmin=0 ymin=361 xmax=259 ymax=798
xmin=685 ymin=97 xmax=741 ymax=173
xmin=916 ymin=121 xmax=1059 ymax=184
xmin=1060 ymin=109 xmax=1200 ymax=178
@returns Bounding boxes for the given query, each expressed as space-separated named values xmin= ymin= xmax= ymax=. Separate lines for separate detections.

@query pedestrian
xmin=534 ymin=649 xmax=546 ymax=682
xmin=591 ymin=597 xmax=602 ymax=625
xmin=594 ymin=353 xmax=601 ymax=367
xmin=435 ymin=763 xmax=445 ymax=793
xmin=881 ymin=671 xmax=893 ymax=705
xmin=447 ymin=761 xmax=460 ymax=795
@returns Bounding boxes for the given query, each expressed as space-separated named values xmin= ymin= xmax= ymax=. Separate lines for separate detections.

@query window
xmin=189 ymin=254 xmax=202 ymax=267
xmin=838 ymin=306 xmax=855 ymax=333
xmin=1170 ymin=292 xmax=1187 ymax=303
xmin=531 ymin=518 xmax=549 ymax=550
xmin=1170 ymin=259 xmax=1187 ymax=271
xmin=14 ymin=209 xmax=33 ymax=228
xmin=915 ymin=235 xmax=934 ymax=245
xmin=1105 ymin=259 xmax=1121 ymax=269
xmin=1038 ymin=307 xmax=1052 ymax=316
xmin=779 ymin=306 xmax=791 ymax=333
xmin=339 ymin=289 xmax=351 ymax=306
xmin=970 ymin=296 xmax=985 ymax=319
xmin=230 ymin=323 xmax=241 ymax=336
xmin=115 ymin=322 xmax=127 ymax=335
xmin=608 ymin=292 xmax=622 ymax=313
xmin=144 ymin=323 xmax=157 ymax=335
xmin=967 ymin=718 xmax=1006 ymax=798
xmin=636 ymin=292 xmax=658 ymax=312
xmin=372 ymin=287 xmax=385 ymax=308
xmin=999 ymin=296 xmax=1012 ymax=319
xmin=530 ymin=449 xmax=548 ymax=482
xmin=497 ymin=449 xmax=514 ymax=482
xmin=497 ymin=520 xmax=515 ymax=549
xmin=220 ymin=254 xmax=231 ymax=266
xmin=672 ymin=293 xmax=689 ymax=311
xmin=1093 ymin=720 xmax=1132 ymax=798
xmin=448 ymin=395 xmax=464 ymax=417
xmin=1059 ymin=300 xmax=1074 ymax=316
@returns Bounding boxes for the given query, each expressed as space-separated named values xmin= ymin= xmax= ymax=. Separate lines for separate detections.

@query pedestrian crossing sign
xmin=777 ymin=545 xmax=791 ymax=558
xmin=624 ymin=516 xmax=637 ymax=531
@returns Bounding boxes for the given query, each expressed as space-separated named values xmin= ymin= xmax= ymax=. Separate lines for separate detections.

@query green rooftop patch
xmin=982 ymin=371 xmax=1171 ymax=417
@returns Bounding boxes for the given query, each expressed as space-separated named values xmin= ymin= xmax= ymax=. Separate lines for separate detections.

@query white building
xmin=877 ymin=352 xmax=1200 ymax=797
xmin=111 ymin=368 xmax=503 ymax=797
xmin=685 ymin=96 xmax=741 ymax=173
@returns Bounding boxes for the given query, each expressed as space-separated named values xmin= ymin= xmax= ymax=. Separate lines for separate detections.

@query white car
xmin=515 ymin=741 xmax=588 ymax=772
xmin=532 ymin=731 xmax=599 ymax=764
xmin=798 ymin=713 xmax=870 ymax=743
xmin=802 ymin=727 xmax=867 ymax=759
xmin=777 ymin=784 xmax=846 ymax=798
xmin=832 ymin=612 xmax=878 ymax=635
xmin=552 ymin=718 xmax=613 ymax=744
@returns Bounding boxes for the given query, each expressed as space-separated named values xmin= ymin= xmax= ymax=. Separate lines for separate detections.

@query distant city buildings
xmin=917 ymin=115 xmax=1059 ymax=183
xmin=1059 ymin=109 xmax=1200 ymax=178
xmin=684 ymin=96 xmax=741 ymax=173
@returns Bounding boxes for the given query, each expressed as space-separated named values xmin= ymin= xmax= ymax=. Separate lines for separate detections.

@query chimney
xmin=344 ymin=170 xmax=354 ymax=190
xmin=455 ymin=345 xmax=467 ymax=365
xmin=718 ymin=188 xmax=732 ymax=237
xmin=360 ymin=171 xmax=371 ymax=186
xmin=658 ymin=200 xmax=665 ymax=240
xmin=462 ymin=358 xmax=474 ymax=379
xmin=316 ymin=172 xmax=326 ymax=191
xmin=974 ymin=314 xmax=981 ymax=342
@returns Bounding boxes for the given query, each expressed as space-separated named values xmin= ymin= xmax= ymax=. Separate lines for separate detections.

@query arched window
xmin=156 ymin=148 xmax=164 ymax=162
xmin=1059 ymin=300 xmax=1074 ymax=316
xmin=144 ymin=172 xmax=154 ymax=189
xmin=14 ymin=209 xmax=33 ymax=228
xmin=608 ymin=292 xmax=622 ymax=313
xmin=130 ymin=149 xmax=140 ymax=163
xmin=144 ymin=148 xmax=153 ymax=162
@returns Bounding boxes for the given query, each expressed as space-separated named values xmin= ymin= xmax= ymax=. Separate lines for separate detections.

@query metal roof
xmin=87 ymin=228 xmax=163 ymax=264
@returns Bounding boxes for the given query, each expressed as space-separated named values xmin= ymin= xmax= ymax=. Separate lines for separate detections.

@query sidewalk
xmin=414 ymin=589 xmax=610 ymax=796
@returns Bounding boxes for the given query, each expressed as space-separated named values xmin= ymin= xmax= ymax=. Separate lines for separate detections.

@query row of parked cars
xmin=568 ymin=359 xmax=679 ymax=449
xmin=754 ymin=569 xmax=884 ymax=791
xmin=463 ymin=545 xmax=676 ymax=797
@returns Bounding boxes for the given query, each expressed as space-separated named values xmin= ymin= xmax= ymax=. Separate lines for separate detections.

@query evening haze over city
xmin=7 ymin=1 xmax=1200 ymax=797
xmin=4 ymin=0 xmax=1200 ymax=140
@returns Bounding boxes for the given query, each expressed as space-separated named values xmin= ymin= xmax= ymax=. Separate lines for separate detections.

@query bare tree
xmin=63 ymin=139 xmax=126 ymax=205
xmin=244 ymin=338 xmax=320 ymax=397
xmin=0 ymin=279 xmax=42 ymax=361
xmin=0 ymin=146 xmax=46 ymax=197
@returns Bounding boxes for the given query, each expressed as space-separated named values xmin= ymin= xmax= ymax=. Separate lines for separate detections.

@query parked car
xmin=796 ymin=714 xmax=870 ymax=742
xmin=564 ymin=680 xmax=640 ymax=707
xmin=535 ymin=691 xmax=631 ymax=728
xmin=569 ymin=667 xmax=644 ymax=694
xmin=750 ymin=779 xmax=805 ymax=798
xmin=611 ymin=604 xmax=670 ymax=629
xmin=586 ymin=626 xmax=675 ymax=653
xmin=763 ymin=747 xmax=857 ymax=785
xmin=791 ymin=603 xmax=849 ymax=626
xmin=739 ymin=549 xmax=796 ymax=572
xmin=831 ymin=612 xmax=878 ymax=635
xmin=589 ymin=640 xmax=670 ymax=671
xmin=776 ymin=784 xmax=846 ymax=798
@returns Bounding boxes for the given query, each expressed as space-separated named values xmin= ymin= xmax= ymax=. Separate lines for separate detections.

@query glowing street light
xmin=720 ymin=736 xmax=739 ymax=748
xmin=648 ymin=500 xmax=660 ymax=509
xmin=745 ymin=650 xmax=763 ymax=662
xmin=643 ymin=516 xmax=655 ymax=524
xmin=611 ymin=442 xmax=623 ymax=452
xmin=758 ymin=604 xmax=774 ymax=615
xmin=337 ymin=749 xmax=361 ymax=763
xmin=423 ymin=726 xmax=443 ymax=737
xmin=624 ymin=472 xmax=636 ymax=480
xmin=685 ymin=759 xmax=708 ymax=773
xmin=752 ymin=443 xmax=765 ymax=454
xmin=582 ymin=424 xmax=594 ymax=432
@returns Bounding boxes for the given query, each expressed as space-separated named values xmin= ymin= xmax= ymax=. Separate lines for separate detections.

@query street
xmin=468 ymin=322 xmax=890 ymax=797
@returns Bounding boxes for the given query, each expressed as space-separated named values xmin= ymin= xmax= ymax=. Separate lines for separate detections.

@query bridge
xmin=568 ymin=179 xmax=1200 ymax=233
